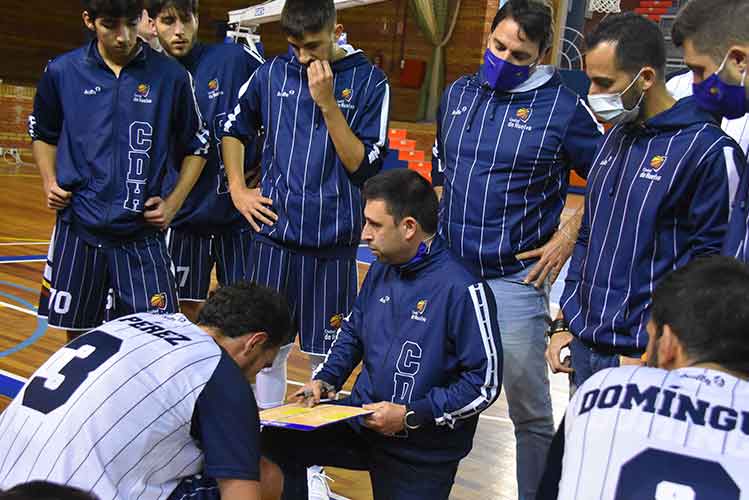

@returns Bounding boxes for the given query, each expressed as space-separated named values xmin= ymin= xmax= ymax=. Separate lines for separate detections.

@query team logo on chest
xmin=133 ymin=83 xmax=153 ymax=104
xmin=639 ymin=155 xmax=667 ymax=181
xmin=516 ymin=107 xmax=532 ymax=122
xmin=207 ymin=78 xmax=223 ymax=100
xmin=508 ymin=106 xmax=533 ymax=131
xmin=329 ymin=313 xmax=344 ymax=330
xmin=150 ymin=292 xmax=167 ymax=311
xmin=337 ymin=87 xmax=356 ymax=110
xmin=411 ymin=299 xmax=428 ymax=323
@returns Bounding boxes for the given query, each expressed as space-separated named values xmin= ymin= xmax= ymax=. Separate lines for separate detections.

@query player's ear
xmin=82 ymin=11 xmax=96 ymax=31
xmin=401 ymin=216 xmax=418 ymax=240
xmin=657 ymin=324 xmax=682 ymax=369
xmin=245 ymin=331 xmax=269 ymax=354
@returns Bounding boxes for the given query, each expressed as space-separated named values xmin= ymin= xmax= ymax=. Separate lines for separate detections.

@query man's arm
xmin=145 ymin=70 xmax=209 ymax=229
xmin=30 ymin=61 xmax=71 ymax=210
xmin=689 ymin=143 xmax=746 ymax=256
xmin=405 ymin=282 xmax=502 ymax=430
xmin=144 ymin=155 xmax=207 ymax=229
xmin=305 ymin=281 xmax=368 ymax=394
xmin=217 ymin=479 xmax=261 ymax=500
xmin=220 ymin=71 xmax=278 ymax=231
xmin=33 ymin=141 xmax=70 ymax=210
xmin=516 ymin=98 xmax=602 ymax=287
xmin=308 ymin=60 xmax=390 ymax=185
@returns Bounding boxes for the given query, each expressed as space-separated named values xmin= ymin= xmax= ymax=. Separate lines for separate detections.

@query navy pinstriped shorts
xmin=38 ymin=219 xmax=179 ymax=331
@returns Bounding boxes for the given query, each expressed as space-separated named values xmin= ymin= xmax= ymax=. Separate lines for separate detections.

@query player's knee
xmin=260 ymin=457 xmax=284 ymax=500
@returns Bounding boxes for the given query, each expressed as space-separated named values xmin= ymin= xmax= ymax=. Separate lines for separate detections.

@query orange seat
xmin=391 ymin=139 xmax=416 ymax=151
xmin=389 ymin=129 xmax=407 ymax=141
xmin=398 ymin=149 xmax=425 ymax=161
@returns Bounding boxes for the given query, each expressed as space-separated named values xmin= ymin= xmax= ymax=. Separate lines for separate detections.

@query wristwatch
xmin=547 ymin=318 xmax=570 ymax=338
xmin=404 ymin=406 xmax=421 ymax=430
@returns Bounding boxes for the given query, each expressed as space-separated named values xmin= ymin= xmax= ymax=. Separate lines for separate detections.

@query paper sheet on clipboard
xmin=260 ymin=403 xmax=373 ymax=431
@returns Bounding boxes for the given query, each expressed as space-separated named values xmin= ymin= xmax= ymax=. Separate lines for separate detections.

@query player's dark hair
xmin=82 ymin=0 xmax=144 ymax=21
xmin=651 ymin=256 xmax=749 ymax=375
xmin=281 ymin=0 xmax=336 ymax=40
xmin=586 ymin=12 xmax=666 ymax=78
xmin=0 ymin=481 xmax=98 ymax=500
xmin=672 ymin=0 xmax=749 ymax=61
xmin=198 ymin=281 xmax=293 ymax=347
xmin=490 ymin=0 xmax=554 ymax=54
xmin=363 ymin=169 xmax=439 ymax=235
xmin=147 ymin=0 xmax=198 ymax=19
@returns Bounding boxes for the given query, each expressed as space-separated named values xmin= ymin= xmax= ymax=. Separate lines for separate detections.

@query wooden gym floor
xmin=0 ymin=163 xmax=573 ymax=499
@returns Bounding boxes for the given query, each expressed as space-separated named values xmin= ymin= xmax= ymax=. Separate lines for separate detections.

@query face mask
xmin=482 ymin=48 xmax=533 ymax=91
xmin=587 ymin=70 xmax=645 ymax=125
xmin=693 ymin=52 xmax=748 ymax=119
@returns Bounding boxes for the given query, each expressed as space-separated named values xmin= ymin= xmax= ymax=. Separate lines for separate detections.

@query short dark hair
xmin=362 ymin=169 xmax=439 ymax=235
xmin=82 ymin=0 xmax=144 ymax=20
xmin=672 ymin=0 xmax=749 ymax=60
xmin=586 ymin=12 xmax=666 ymax=78
xmin=280 ymin=0 xmax=336 ymax=40
xmin=490 ymin=0 xmax=553 ymax=54
xmin=197 ymin=281 xmax=292 ymax=347
xmin=147 ymin=0 xmax=198 ymax=19
xmin=0 ymin=481 xmax=97 ymax=500
xmin=651 ymin=256 xmax=749 ymax=375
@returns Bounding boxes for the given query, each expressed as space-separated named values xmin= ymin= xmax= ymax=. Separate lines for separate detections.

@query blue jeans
xmin=487 ymin=268 xmax=554 ymax=500
xmin=569 ymin=337 xmax=622 ymax=394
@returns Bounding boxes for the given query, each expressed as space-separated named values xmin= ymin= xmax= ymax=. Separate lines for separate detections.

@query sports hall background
xmin=0 ymin=0 xmax=681 ymax=498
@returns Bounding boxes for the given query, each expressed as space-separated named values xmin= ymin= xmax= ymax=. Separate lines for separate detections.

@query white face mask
xmin=588 ymin=70 xmax=645 ymax=125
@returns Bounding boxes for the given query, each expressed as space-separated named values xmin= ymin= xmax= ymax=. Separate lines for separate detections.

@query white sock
xmin=254 ymin=343 xmax=293 ymax=409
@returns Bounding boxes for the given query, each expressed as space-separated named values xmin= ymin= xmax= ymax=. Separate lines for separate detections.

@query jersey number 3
xmin=615 ymin=448 xmax=740 ymax=499
xmin=22 ymin=331 xmax=123 ymax=414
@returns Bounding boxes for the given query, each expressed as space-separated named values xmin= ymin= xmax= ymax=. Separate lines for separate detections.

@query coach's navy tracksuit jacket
xmin=432 ymin=67 xmax=603 ymax=279
xmin=561 ymin=96 xmax=745 ymax=353
xmin=313 ymin=237 xmax=502 ymax=464
xmin=29 ymin=40 xmax=209 ymax=246
xmin=165 ymin=42 xmax=264 ymax=235
xmin=221 ymin=46 xmax=390 ymax=252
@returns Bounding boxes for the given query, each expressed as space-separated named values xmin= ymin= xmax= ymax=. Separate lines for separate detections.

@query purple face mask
xmin=693 ymin=53 xmax=748 ymax=120
xmin=482 ymin=48 xmax=532 ymax=91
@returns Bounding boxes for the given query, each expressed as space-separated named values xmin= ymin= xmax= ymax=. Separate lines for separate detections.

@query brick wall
xmin=0 ymin=84 xmax=34 ymax=164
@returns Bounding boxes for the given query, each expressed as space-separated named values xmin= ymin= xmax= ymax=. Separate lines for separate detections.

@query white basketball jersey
xmin=558 ymin=366 xmax=749 ymax=500
xmin=0 ymin=313 xmax=222 ymax=499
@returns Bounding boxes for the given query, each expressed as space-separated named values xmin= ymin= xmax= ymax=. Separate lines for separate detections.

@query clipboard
xmin=260 ymin=403 xmax=373 ymax=431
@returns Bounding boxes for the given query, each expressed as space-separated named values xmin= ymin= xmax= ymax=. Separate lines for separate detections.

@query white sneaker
xmin=307 ymin=466 xmax=333 ymax=500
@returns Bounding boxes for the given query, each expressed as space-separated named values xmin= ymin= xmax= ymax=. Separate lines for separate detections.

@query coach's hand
xmin=308 ymin=60 xmax=336 ymax=113
xmin=516 ymin=227 xmax=576 ymax=288
xmin=546 ymin=330 xmax=574 ymax=374
xmin=291 ymin=380 xmax=336 ymax=408
xmin=230 ymin=186 xmax=277 ymax=232
xmin=362 ymin=402 xmax=406 ymax=436
xmin=144 ymin=196 xmax=178 ymax=230
xmin=45 ymin=181 xmax=71 ymax=210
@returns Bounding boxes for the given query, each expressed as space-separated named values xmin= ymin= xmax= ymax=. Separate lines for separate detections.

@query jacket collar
xmin=85 ymin=38 xmax=147 ymax=71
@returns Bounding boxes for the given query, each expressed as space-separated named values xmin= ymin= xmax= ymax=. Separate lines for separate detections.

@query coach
xmin=262 ymin=169 xmax=502 ymax=500
xmin=431 ymin=0 xmax=602 ymax=496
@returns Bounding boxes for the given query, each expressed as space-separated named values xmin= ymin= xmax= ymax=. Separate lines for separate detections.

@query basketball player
xmin=220 ymin=0 xmax=390 ymax=408
xmin=546 ymin=13 xmax=745 ymax=388
xmin=0 ymin=281 xmax=290 ymax=500
xmin=263 ymin=169 xmax=501 ymax=500
xmin=668 ymin=0 xmax=749 ymax=263
xmin=430 ymin=1 xmax=602 ymax=496
xmin=32 ymin=0 xmax=209 ymax=341
xmin=538 ymin=256 xmax=749 ymax=499
xmin=150 ymin=0 xmax=264 ymax=322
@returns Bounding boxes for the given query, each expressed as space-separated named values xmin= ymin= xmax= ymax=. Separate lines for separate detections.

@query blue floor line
xmin=0 ymin=255 xmax=46 ymax=263
xmin=0 ymin=280 xmax=48 ymax=360
xmin=0 ymin=373 xmax=24 ymax=399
